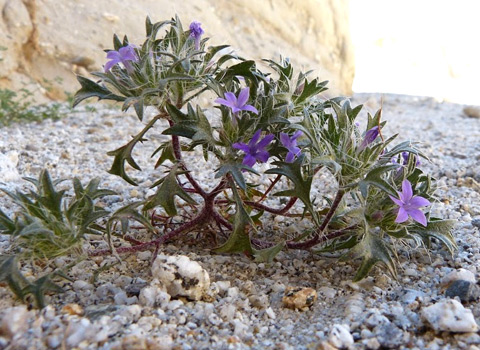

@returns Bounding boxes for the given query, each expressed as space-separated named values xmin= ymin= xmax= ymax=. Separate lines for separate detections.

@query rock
xmin=65 ymin=318 xmax=94 ymax=348
xmin=374 ymin=323 xmax=405 ymax=349
xmin=0 ymin=0 xmax=353 ymax=101
xmin=472 ymin=218 xmax=480 ymax=229
xmin=61 ymin=303 xmax=84 ymax=316
xmin=421 ymin=299 xmax=479 ymax=333
xmin=0 ymin=306 xmax=31 ymax=339
xmin=0 ymin=151 xmax=20 ymax=182
xmin=441 ymin=268 xmax=477 ymax=287
xmin=464 ymin=106 xmax=480 ymax=119
xmin=151 ymin=254 xmax=210 ymax=301
xmin=445 ymin=280 xmax=480 ymax=303
xmin=282 ymin=286 xmax=317 ymax=310
xmin=327 ymin=324 xmax=354 ymax=349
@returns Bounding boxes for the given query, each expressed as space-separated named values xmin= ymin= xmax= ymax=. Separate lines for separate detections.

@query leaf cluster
xmin=0 ymin=170 xmax=115 ymax=307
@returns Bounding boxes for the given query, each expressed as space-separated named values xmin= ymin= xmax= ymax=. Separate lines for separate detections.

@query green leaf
xmin=213 ymin=185 xmax=253 ymax=255
xmin=143 ymin=164 xmax=197 ymax=216
xmin=253 ymin=241 xmax=285 ymax=263
xmin=107 ymin=202 xmax=155 ymax=253
xmin=0 ymin=208 xmax=15 ymax=233
xmin=358 ymin=164 xmax=399 ymax=197
xmin=73 ymin=76 xmax=125 ymax=108
xmin=22 ymin=274 xmax=65 ymax=309
xmin=340 ymin=231 xmax=397 ymax=281
xmin=37 ymin=170 xmax=66 ymax=220
xmin=265 ymin=155 xmax=314 ymax=214
xmin=408 ymin=219 xmax=457 ymax=254
xmin=215 ymin=162 xmax=250 ymax=191
xmin=0 ymin=255 xmax=29 ymax=302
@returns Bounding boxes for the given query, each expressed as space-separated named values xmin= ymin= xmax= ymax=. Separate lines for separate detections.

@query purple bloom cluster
xmin=280 ymin=131 xmax=302 ymax=162
xmin=104 ymin=44 xmax=138 ymax=73
xmin=233 ymin=130 xmax=274 ymax=168
xmin=389 ymin=179 xmax=430 ymax=226
xmin=189 ymin=21 xmax=204 ymax=50
xmin=358 ymin=126 xmax=379 ymax=151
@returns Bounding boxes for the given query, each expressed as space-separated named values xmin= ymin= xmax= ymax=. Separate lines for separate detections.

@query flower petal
xmin=104 ymin=60 xmax=117 ymax=72
xmin=249 ymin=130 xmax=262 ymax=145
xmin=237 ymin=87 xmax=250 ymax=107
xmin=242 ymin=154 xmax=256 ymax=167
xmin=106 ymin=50 xmax=121 ymax=60
xmin=292 ymin=130 xmax=303 ymax=140
xmin=410 ymin=196 xmax=431 ymax=208
xmin=256 ymin=150 xmax=270 ymax=163
xmin=215 ymin=97 xmax=231 ymax=107
xmin=232 ymin=142 xmax=249 ymax=153
xmin=280 ymin=133 xmax=291 ymax=147
xmin=388 ymin=195 xmax=404 ymax=207
xmin=395 ymin=207 xmax=409 ymax=223
xmin=224 ymin=92 xmax=237 ymax=105
xmin=285 ymin=152 xmax=294 ymax=163
xmin=401 ymin=179 xmax=413 ymax=201
xmin=408 ymin=209 xmax=427 ymax=226
xmin=241 ymin=105 xmax=259 ymax=114
xmin=257 ymin=134 xmax=274 ymax=149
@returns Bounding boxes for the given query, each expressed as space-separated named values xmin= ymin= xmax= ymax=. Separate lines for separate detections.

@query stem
xmin=245 ymin=197 xmax=298 ymax=215
xmin=285 ymin=189 xmax=345 ymax=250
xmin=169 ymin=120 xmax=207 ymax=198
xmin=258 ymin=175 xmax=282 ymax=202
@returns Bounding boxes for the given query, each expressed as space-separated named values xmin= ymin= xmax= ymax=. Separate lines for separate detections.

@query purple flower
xmin=389 ymin=179 xmax=430 ymax=226
xmin=358 ymin=126 xmax=379 ymax=151
xmin=189 ymin=21 xmax=204 ymax=50
xmin=280 ymin=131 xmax=303 ymax=162
xmin=233 ymin=130 xmax=274 ymax=167
xmin=104 ymin=44 xmax=138 ymax=73
xmin=215 ymin=87 xmax=259 ymax=115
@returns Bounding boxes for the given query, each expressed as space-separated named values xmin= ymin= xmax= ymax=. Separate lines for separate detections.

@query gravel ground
xmin=0 ymin=93 xmax=479 ymax=350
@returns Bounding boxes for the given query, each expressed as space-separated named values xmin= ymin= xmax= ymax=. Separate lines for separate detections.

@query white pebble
xmin=328 ymin=324 xmax=354 ymax=349
xmin=421 ymin=299 xmax=479 ymax=333
xmin=152 ymin=254 xmax=210 ymax=301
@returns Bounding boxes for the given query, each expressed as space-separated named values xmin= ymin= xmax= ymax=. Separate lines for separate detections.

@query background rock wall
xmin=0 ymin=0 xmax=354 ymax=102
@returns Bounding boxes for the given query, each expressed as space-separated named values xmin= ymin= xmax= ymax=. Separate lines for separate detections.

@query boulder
xmin=0 ymin=0 xmax=354 ymax=102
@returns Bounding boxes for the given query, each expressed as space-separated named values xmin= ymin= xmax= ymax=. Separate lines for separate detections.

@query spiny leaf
xmin=0 ymin=255 xmax=29 ymax=302
xmin=408 ymin=219 xmax=457 ymax=254
xmin=73 ymin=76 xmax=125 ymax=108
xmin=340 ymin=231 xmax=397 ymax=281
xmin=143 ymin=164 xmax=197 ymax=216
xmin=265 ymin=155 xmax=314 ymax=213
xmin=215 ymin=163 xmax=251 ymax=191
xmin=358 ymin=164 xmax=399 ymax=197
xmin=213 ymin=185 xmax=254 ymax=255
xmin=253 ymin=241 xmax=285 ymax=263
xmin=22 ymin=274 xmax=65 ymax=309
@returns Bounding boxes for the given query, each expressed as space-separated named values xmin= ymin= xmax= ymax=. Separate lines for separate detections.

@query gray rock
xmin=445 ymin=280 xmax=480 ymax=303
xmin=374 ymin=323 xmax=406 ymax=349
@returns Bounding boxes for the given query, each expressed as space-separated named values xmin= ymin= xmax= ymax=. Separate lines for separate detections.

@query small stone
xmin=61 ymin=303 xmax=84 ymax=316
xmin=445 ymin=280 xmax=480 ymax=303
xmin=317 ymin=341 xmax=337 ymax=350
xmin=0 ymin=306 xmax=31 ymax=338
xmin=472 ymin=218 xmax=480 ymax=229
xmin=282 ymin=286 xmax=317 ymax=310
xmin=374 ymin=323 xmax=405 ymax=349
xmin=421 ymin=299 xmax=479 ymax=333
xmin=327 ymin=324 xmax=354 ymax=349
xmin=463 ymin=106 xmax=480 ymax=119
xmin=152 ymin=254 xmax=210 ymax=301
xmin=249 ymin=293 xmax=269 ymax=309
xmin=442 ymin=269 xmax=477 ymax=287
xmin=65 ymin=318 xmax=93 ymax=348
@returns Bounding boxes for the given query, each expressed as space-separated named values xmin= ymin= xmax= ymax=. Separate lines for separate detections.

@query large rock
xmin=0 ymin=0 xmax=354 ymax=102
